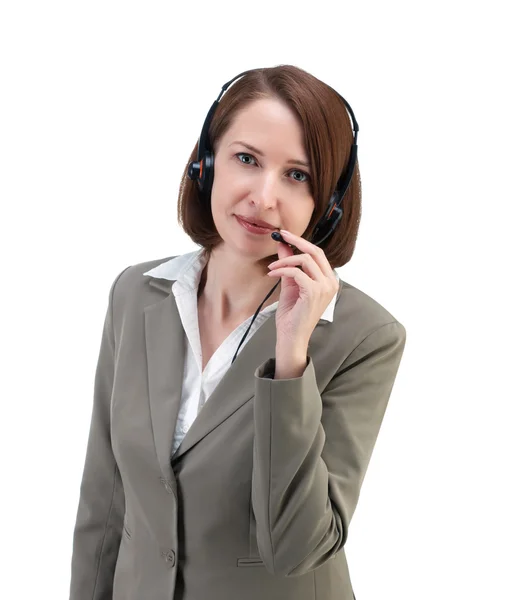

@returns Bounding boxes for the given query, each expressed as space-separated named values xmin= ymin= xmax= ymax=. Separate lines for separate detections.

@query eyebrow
xmin=229 ymin=141 xmax=310 ymax=168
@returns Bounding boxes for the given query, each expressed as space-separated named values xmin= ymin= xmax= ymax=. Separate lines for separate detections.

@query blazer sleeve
xmin=69 ymin=266 xmax=130 ymax=600
xmin=252 ymin=320 xmax=407 ymax=577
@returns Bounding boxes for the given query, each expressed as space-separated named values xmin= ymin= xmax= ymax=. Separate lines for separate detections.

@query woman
xmin=69 ymin=65 xmax=406 ymax=600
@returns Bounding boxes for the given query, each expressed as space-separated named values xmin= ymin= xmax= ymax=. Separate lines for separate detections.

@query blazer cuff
xmin=254 ymin=355 xmax=312 ymax=381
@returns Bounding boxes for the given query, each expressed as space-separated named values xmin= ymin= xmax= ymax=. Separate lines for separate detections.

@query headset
xmin=187 ymin=68 xmax=359 ymax=365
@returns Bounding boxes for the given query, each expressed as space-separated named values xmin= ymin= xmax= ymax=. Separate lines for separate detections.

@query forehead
xmin=222 ymin=98 xmax=308 ymax=155
xmin=228 ymin=98 xmax=300 ymax=130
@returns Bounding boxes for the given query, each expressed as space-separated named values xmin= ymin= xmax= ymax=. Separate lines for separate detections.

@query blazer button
xmin=161 ymin=549 xmax=176 ymax=567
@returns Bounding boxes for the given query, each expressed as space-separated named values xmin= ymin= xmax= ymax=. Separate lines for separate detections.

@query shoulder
xmin=108 ymin=255 xmax=179 ymax=311
xmin=332 ymin=278 xmax=406 ymax=351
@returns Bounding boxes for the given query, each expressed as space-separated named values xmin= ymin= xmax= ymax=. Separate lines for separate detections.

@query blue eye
xmin=290 ymin=170 xmax=310 ymax=183
xmin=235 ymin=152 xmax=311 ymax=183
xmin=236 ymin=152 xmax=256 ymax=166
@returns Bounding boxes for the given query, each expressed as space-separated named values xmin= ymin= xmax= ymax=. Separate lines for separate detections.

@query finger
xmin=267 ymin=267 xmax=316 ymax=291
xmin=279 ymin=230 xmax=335 ymax=278
xmin=269 ymin=255 xmax=324 ymax=282
xmin=276 ymin=240 xmax=295 ymax=261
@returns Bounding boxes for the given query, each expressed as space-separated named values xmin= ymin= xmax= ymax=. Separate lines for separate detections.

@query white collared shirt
xmin=143 ymin=248 xmax=340 ymax=457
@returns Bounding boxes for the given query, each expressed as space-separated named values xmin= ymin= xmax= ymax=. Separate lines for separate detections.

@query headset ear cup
xmin=200 ymin=152 xmax=215 ymax=198
xmin=330 ymin=190 xmax=344 ymax=223
xmin=311 ymin=190 xmax=343 ymax=246
xmin=187 ymin=153 xmax=214 ymax=200
xmin=187 ymin=160 xmax=201 ymax=181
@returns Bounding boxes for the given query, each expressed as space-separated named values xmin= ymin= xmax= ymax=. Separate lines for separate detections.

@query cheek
xmin=213 ymin=154 xmax=238 ymax=182
xmin=284 ymin=195 xmax=314 ymax=217
xmin=211 ymin=174 xmax=248 ymax=209
xmin=209 ymin=186 xmax=237 ymax=228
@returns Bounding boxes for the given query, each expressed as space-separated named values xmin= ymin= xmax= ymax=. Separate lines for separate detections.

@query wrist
xmin=274 ymin=343 xmax=309 ymax=379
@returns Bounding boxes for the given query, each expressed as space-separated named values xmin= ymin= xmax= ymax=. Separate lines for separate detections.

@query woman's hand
xmin=267 ymin=229 xmax=340 ymax=352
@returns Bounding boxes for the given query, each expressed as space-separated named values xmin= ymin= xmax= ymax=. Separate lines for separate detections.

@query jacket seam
xmin=268 ymin=385 xmax=275 ymax=573
xmin=91 ymin=464 xmax=121 ymax=600
xmin=109 ymin=265 xmax=131 ymax=355
xmin=91 ymin=266 xmax=130 ymax=599
xmin=353 ymin=319 xmax=400 ymax=352
xmin=340 ymin=320 xmax=402 ymax=367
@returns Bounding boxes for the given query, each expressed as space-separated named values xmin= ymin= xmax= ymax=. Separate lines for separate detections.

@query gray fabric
xmin=69 ymin=256 xmax=406 ymax=600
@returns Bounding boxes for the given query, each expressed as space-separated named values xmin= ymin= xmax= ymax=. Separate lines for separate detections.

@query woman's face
xmin=210 ymin=97 xmax=315 ymax=261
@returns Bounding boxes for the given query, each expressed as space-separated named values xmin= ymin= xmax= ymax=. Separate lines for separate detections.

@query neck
xmin=197 ymin=245 xmax=280 ymax=325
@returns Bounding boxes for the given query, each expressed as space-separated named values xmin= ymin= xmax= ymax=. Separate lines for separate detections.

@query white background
xmin=1 ymin=1 xmax=505 ymax=598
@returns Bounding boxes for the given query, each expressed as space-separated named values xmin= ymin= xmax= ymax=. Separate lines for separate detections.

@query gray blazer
xmin=69 ymin=256 xmax=407 ymax=600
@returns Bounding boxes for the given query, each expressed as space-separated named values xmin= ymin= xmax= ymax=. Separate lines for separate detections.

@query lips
xmin=236 ymin=216 xmax=276 ymax=230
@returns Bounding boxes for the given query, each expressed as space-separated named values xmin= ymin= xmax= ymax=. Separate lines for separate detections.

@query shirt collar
xmin=143 ymin=248 xmax=339 ymax=322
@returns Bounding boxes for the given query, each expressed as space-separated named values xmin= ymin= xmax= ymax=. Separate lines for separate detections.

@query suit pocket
xmin=237 ymin=557 xmax=264 ymax=568
xmin=248 ymin=490 xmax=259 ymax=556
xmin=237 ymin=496 xmax=264 ymax=568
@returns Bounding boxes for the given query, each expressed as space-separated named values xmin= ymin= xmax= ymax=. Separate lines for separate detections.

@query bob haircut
xmin=177 ymin=64 xmax=362 ymax=270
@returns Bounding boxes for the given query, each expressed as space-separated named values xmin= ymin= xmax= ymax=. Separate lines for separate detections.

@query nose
xmin=251 ymin=171 xmax=280 ymax=209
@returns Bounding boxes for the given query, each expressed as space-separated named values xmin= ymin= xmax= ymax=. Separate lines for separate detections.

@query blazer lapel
xmin=144 ymin=278 xmax=277 ymax=481
xmin=144 ymin=282 xmax=184 ymax=486
xmin=171 ymin=306 xmax=277 ymax=462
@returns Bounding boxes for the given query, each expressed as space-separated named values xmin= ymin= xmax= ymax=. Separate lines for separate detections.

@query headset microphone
xmin=187 ymin=68 xmax=359 ymax=365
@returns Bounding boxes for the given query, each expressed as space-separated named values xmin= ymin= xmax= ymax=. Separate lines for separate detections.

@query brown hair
xmin=177 ymin=64 xmax=361 ymax=269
